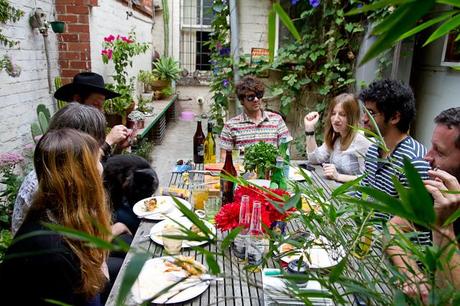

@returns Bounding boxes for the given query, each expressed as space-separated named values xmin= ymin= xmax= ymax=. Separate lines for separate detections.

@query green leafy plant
xmin=243 ymin=142 xmax=279 ymax=179
xmin=0 ymin=151 xmax=24 ymax=230
xmin=127 ymin=110 xmax=145 ymax=122
xmin=30 ymin=104 xmax=51 ymax=143
xmin=54 ymin=76 xmax=67 ymax=110
xmin=160 ymin=86 xmax=173 ymax=98
xmin=209 ymin=0 xmax=233 ymax=133
xmin=137 ymin=95 xmax=153 ymax=114
xmin=152 ymin=56 xmax=182 ymax=82
xmin=346 ymin=0 xmax=460 ymax=65
xmin=0 ymin=229 xmax=12 ymax=263
xmin=0 ymin=0 xmax=24 ymax=48
xmin=131 ymin=138 xmax=154 ymax=163
xmin=101 ymin=32 xmax=149 ymax=115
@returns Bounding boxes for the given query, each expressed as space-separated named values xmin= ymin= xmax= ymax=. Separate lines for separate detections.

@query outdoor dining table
xmin=106 ymin=163 xmax=394 ymax=305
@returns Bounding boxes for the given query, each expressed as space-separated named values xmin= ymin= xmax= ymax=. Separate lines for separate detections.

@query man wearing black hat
xmin=54 ymin=72 xmax=131 ymax=155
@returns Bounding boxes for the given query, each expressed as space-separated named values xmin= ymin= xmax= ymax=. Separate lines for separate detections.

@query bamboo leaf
xmin=372 ymin=3 xmax=413 ymax=35
xmin=346 ymin=0 xmax=417 ymax=16
xmin=443 ymin=208 xmax=460 ymax=226
xmin=221 ymin=226 xmax=242 ymax=250
xmin=402 ymin=158 xmax=435 ymax=225
xmin=116 ymin=252 xmax=150 ymax=306
xmin=360 ymin=0 xmax=435 ymax=64
xmin=331 ymin=175 xmax=363 ymax=197
xmin=170 ymin=196 xmax=214 ymax=237
xmin=329 ymin=256 xmax=347 ymax=282
xmin=205 ymin=253 xmax=220 ymax=275
xmin=43 ymin=223 xmax=120 ymax=251
xmin=268 ymin=9 xmax=276 ymax=63
xmin=398 ymin=11 xmax=456 ymax=41
xmin=273 ymin=3 xmax=301 ymax=42
xmin=424 ymin=13 xmax=460 ymax=46
xmin=438 ymin=0 xmax=460 ymax=8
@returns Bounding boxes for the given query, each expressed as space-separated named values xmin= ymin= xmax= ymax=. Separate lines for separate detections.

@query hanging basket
xmin=50 ymin=21 xmax=65 ymax=33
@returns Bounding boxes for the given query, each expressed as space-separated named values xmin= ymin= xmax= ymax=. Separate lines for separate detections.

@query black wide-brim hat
xmin=54 ymin=72 xmax=121 ymax=102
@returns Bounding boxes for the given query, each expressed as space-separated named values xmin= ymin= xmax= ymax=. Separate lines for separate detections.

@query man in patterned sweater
xmin=219 ymin=75 xmax=291 ymax=159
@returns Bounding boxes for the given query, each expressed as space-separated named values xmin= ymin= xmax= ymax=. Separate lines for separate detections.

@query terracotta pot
xmin=151 ymin=79 xmax=170 ymax=91
xmin=127 ymin=119 xmax=145 ymax=129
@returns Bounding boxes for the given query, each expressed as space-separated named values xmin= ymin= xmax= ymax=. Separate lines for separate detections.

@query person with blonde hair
xmin=0 ymin=129 xmax=112 ymax=305
xmin=304 ymin=93 xmax=371 ymax=182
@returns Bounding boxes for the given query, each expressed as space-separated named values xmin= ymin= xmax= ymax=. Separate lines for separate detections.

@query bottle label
xmin=246 ymin=238 xmax=265 ymax=265
xmin=197 ymin=144 xmax=204 ymax=157
xmin=232 ymin=234 xmax=247 ymax=259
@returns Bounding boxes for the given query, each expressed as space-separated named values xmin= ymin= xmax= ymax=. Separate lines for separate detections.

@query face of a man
xmin=363 ymin=101 xmax=388 ymax=136
xmin=83 ymin=93 xmax=106 ymax=111
xmin=241 ymin=91 xmax=263 ymax=115
xmin=424 ymin=124 xmax=460 ymax=179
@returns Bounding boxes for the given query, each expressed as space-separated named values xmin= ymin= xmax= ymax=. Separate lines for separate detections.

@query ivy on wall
xmin=0 ymin=0 xmax=24 ymax=74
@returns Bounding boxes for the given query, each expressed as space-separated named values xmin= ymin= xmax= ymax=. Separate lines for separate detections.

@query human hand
xmin=117 ymin=129 xmax=134 ymax=149
xmin=111 ymin=222 xmax=132 ymax=238
xmin=424 ymin=169 xmax=460 ymax=226
xmin=323 ymin=163 xmax=338 ymax=180
xmin=106 ymin=125 xmax=129 ymax=146
xmin=402 ymin=273 xmax=430 ymax=305
xmin=304 ymin=111 xmax=320 ymax=132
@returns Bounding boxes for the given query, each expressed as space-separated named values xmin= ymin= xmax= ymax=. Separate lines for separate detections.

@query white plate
xmin=150 ymin=217 xmax=216 ymax=248
xmin=132 ymin=256 xmax=210 ymax=304
xmin=248 ymin=179 xmax=271 ymax=188
xmin=132 ymin=196 xmax=192 ymax=220
xmin=279 ymin=236 xmax=345 ymax=269
xmin=288 ymin=166 xmax=311 ymax=181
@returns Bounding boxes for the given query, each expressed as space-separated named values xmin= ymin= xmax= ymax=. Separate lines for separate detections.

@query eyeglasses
xmin=245 ymin=92 xmax=263 ymax=102
xmin=366 ymin=109 xmax=380 ymax=118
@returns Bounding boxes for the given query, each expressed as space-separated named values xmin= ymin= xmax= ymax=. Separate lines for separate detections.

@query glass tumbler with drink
xmin=204 ymin=197 xmax=221 ymax=223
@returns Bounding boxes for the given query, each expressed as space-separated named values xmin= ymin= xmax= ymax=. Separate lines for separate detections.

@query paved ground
xmin=149 ymin=118 xmax=214 ymax=187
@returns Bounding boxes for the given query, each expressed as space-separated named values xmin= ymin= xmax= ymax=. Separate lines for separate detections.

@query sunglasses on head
xmin=245 ymin=92 xmax=263 ymax=102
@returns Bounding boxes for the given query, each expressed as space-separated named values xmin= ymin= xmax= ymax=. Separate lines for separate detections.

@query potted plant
xmin=101 ymin=32 xmax=148 ymax=125
xmin=127 ymin=110 xmax=146 ymax=129
xmin=243 ymin=142 xmax=279 ymax=179
xmin=151 ymin=56 xmax=182 ymax=90
xmin=138 ymin=70 xmax=156 ymax=93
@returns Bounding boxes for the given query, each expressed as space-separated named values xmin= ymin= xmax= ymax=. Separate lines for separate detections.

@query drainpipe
xmin=229 ymin=0 xmax=240 ymax=113
xmin=42 ymin=30 xmax=53 ymax=94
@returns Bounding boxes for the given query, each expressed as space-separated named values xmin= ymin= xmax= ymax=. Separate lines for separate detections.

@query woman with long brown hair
xmin=0 ymin=129 xmax=112 ymax=305
xmin=304 ymin=93 xmax=371 ymax=182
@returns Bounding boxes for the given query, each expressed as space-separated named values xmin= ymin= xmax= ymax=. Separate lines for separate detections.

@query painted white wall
xmin=89 ymin=0 xmax=160 ymax=96
xmin=412 ymin=36 xmax=460 ymax=148
xmin=0 ymin=0 xmax=59 ymax=153
xmin=237 ymin=0 xmax=271 ymax=54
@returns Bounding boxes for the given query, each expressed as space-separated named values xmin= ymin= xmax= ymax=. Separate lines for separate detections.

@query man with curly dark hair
xmin=219 ymin=75 xmax=291 ymax=159
xmin=358 ymin=79 xmax=430 ymax=200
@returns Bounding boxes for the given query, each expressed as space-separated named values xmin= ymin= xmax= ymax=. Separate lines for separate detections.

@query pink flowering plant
xmin=101 ymin=32 xmax=149 ymax=114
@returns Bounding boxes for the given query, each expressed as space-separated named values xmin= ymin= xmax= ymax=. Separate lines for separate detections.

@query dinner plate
xmin=132 ymin=256 xmax=210 ymax=304
xmin=247 ymin=179 xmax=271 ymax=188
xmin=132 ymin=196 xmax=192 ymax=220
xmin=279 ymin=236 xmax=345 ymax=269
xmin=288 ymin=166 xmax=311 ymax=181
xmin=150 ymin=217 xmax=216 ymax=248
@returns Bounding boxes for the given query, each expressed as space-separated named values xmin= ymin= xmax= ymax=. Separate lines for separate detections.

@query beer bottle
xmin=220 ymin=150 xmax=237 ymax=204
xmin=193 ymin=120 xmax=205 ymax=163
xmin=204 ymin=122 xmax=216 ymax=164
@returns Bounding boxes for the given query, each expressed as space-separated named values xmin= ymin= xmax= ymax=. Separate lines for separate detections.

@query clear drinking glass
xmin=204 ymin=197 xmax=221 ymax=223
xmin=162 ymin=224 xmax=183 ymax=255
xmin=191 ymin=186 xmax=209 ymax=210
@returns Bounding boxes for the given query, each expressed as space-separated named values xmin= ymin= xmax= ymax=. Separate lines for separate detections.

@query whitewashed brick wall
xmin=0 ymin=0 xmax=59 ymax=154
xmin=238 ymin=0 xmax=271 ymax=54
xmin=90 ymin=0 xmax=161 ymax=95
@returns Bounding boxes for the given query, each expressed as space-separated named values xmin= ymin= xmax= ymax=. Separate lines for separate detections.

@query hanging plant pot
xmin=50 ymin=21 xmax=65 ymax=33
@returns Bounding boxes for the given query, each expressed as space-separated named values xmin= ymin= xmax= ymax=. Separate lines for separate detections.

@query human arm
xmin=106 ymin=125 xmax=129 ymax=146
xmin=304 ymin=112 xmax=320 ymax=154
xmin=111 ymin=222 xmax=132 ymax=239
xmin=424 ymin=169 xmax=460 ymax=289
xmin=386 ymin=216 xmax=430 ymax=303
xmin=322 ymin=163 xmax=357 ymax=182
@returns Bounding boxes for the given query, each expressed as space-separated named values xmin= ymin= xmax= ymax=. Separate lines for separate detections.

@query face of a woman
xmin=330 ymin=102 xmax=348 ymax=136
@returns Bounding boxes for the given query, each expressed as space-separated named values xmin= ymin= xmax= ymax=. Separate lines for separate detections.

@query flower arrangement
xmin=214 ymin=185 xmax=293 ymax=232
xmin=101 ymin=32 xmax=149 ymax=115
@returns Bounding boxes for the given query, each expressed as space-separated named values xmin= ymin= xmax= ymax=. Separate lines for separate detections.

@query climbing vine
xmin=0 ymin=0 xmax=24 ymax=74
xmin=208 ymin=0 xmax=233 ymax=133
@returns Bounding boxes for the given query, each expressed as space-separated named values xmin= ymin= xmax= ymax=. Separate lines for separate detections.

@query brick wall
xmin=0 ymin=0 xmax=59 ymax=154
xmin=55 ymin=0 xmax=95 ymax=84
